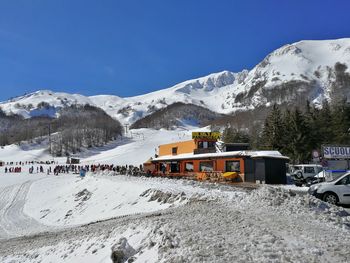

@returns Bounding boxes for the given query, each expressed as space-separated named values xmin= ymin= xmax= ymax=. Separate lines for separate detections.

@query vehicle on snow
xmin=289 ymin=164 xmax=323 ymax=186
xmin=308 ymin=172 xmax=350 ymax=205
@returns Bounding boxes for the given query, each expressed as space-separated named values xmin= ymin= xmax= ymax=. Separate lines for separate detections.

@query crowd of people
xmin=1 ymin=161 xmax=145 ymax=177
xmin=4 ymin=167 xmax=22 ymax=173
xmin=4 ymin=160 xmax=55 ymax=166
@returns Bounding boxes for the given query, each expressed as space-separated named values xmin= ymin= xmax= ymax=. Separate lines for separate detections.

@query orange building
xmin=147 ymin=132 xmax=289 ymax=184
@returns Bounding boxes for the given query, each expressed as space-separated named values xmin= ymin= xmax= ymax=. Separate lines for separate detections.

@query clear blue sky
xmin=0 ymin=0 xmax=350 ymax=101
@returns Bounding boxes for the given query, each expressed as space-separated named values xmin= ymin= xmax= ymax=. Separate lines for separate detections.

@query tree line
xmin=0 ymin=104 xmax=123 ymax=157
xmin=222 ymin=100 xmax=350 ymax=163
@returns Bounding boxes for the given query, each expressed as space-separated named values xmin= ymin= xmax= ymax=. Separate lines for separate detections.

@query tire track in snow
xmin=0 ymin=180 xmax=52 ymax=239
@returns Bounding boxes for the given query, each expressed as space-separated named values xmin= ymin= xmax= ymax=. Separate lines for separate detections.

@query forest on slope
xmin=0 ymin=104 xmax=123 ymax=156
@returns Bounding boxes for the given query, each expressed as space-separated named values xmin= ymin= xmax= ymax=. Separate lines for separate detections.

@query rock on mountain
xmin=1 ymin=38 xmax=350 ymax=127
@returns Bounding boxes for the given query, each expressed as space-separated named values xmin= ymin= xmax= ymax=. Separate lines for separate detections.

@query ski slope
xmin=0 ymin=127 xmax=207 ymax=166
xmin=80 ymin=128 xmax=197 ymax=165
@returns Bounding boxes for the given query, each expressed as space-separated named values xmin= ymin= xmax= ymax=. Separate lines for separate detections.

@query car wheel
xmin=295 ymin=172 xmax=303 ymax=179
xmin=323 ymin=192 xmax=338 ymax=205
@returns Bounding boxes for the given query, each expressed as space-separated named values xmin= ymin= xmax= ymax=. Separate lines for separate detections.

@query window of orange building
xmin=170 ymin=162 xmax=180 ymax=173
xmin=225 ymin=160 xmax=240 ymax=172
xmin=199 ymin=161 xmax=214 ymax=172
xmin=185 ymin=162 xmax=194 ymax=172
xmin=172 ymin=147 xmax=178 ymax=155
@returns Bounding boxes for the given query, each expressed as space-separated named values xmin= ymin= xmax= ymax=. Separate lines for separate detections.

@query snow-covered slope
xmin=224 ymin=38 xmax=350 ymax=110
xmin=0 ymin=71 xmax=243 ymax=124
xmin=0 ymin=90 xmax=93 ymax=118
xmin=1 ymin=38 xmax=350 ymax=125
xmin=90 ymin=70 xmax=245 ymax=124
xmin=0 ymin=127 xmax=209 ymax=165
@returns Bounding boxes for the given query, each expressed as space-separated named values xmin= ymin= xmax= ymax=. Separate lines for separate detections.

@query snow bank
xmin=239 ymin=186 xmax=350 ymax=229
xmin=1 ymin=179 xmax=350 ymax=263
xmin=24 ymin=174 xmax=189 ymax=227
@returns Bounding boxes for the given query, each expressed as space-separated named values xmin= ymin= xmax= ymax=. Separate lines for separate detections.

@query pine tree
xmin=222 ymin=126 xmax=250 ymax=144
xmin=289 ymin=108 xmax=312 ymax=163
xmin=261 ymin=104 xmax=285 ymax=151
xmin=317 ymin=100 xmax=334 ymax=146
xmin=222 ymin=126 xmax=235 ymax=143
xmin=281 ymin=109 xmax=294 ymax=157
xmin=304 ymin=100 xmax=321 ymax=153
xmin=332 ymin=98 xmax=350 ymax=144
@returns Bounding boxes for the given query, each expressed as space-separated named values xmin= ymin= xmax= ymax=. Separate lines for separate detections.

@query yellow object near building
xmin=192 ymin=132 xmax=221 ymax=140
xmin=222 ymin=172 xmax=238 ymax=179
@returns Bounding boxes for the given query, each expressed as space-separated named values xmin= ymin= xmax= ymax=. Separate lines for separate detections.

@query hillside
xmin=0 ymin=105 xmax=123 ymax=153
xmin=130 ymin=102 xmax=226 ymax=130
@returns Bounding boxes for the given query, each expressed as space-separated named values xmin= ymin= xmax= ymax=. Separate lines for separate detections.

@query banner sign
xmin=192 ymin=132 xmax=221 ymax=140
xmin=322 ymin=146 xmax=350 ymax=159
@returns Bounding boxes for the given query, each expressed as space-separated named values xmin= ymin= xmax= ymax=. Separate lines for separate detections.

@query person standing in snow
xmin=79 ymin=167 xmax=86 ymax=178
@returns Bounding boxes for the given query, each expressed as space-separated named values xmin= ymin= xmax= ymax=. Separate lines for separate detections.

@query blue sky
xmin=0 ymin=0 xmax=350 ymax=101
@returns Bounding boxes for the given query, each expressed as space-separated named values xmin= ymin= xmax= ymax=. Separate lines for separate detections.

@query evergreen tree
xmin=304 ymin=100 xmax=321 ymax=152
xmin=281 ymin=109 xmax=294 ymax=157
xmin=289 ymin=108 xmax=312 ymax=163
xmin=317 ymin=100 xmax=334 ymax=146
xmin=261 ymin=104 xmax=285 ymax=151
xmin=222 ymin=126 xmax=250 ymax=144
xmin=222 ymin=126 xmax=235 ymax=143
xmin=332 ymin=99 xmax=350 ymax=144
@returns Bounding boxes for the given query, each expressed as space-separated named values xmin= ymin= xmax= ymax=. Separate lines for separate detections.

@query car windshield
xmin=329 ymin=173 xmax=350 ymax=183
xmin=291 ymin=166 xmax=301 ymax=172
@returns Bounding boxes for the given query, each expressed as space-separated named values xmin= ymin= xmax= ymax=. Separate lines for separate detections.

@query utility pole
xmin=124 ymin=124 xmax=129 ymax=137
xmin=48 ymin=123 xmax=52 ymax=155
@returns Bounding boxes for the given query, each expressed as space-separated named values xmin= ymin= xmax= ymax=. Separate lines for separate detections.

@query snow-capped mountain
xmin=0 ymin=90 xmax=93 ymax=118
xmin=1 ymin=38 xmax=350 ymax=125
xmin=224 ymin=38 xmax=350 ymax=111
xmin=91 ymin=70 xmax=247 ymax=124
xmin=0 ymin=71 xmax=245 ymax=124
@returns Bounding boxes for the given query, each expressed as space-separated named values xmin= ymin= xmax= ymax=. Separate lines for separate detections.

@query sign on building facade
xmin=192 ymin=132 xmax=221 ymax=140
xmin=322 ymin=145 xmax=350 ymax=159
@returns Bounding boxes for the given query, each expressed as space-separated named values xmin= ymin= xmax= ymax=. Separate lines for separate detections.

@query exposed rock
xmin=111 ymin=238 xmax=136 ymax=263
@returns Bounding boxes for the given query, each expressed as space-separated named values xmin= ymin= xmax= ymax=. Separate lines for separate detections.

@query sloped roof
xmin=152 ymin=150 xmax=289 ymax=162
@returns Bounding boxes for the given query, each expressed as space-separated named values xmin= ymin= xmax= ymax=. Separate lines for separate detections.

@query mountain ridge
xmin=1 ymin=38 xmax=350 ymax=126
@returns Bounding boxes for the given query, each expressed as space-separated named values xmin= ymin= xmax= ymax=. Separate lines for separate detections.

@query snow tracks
xmin=0 ymin=180 xmax=51 ymax=239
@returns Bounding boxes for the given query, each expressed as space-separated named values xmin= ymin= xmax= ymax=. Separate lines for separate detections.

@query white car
xmin=308 ymin=172 xmax=350 ymax=205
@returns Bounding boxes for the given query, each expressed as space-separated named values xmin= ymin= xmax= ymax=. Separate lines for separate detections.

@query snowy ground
xmin=0 ymin=128 xmax=350 ymax=262
xmin=0 ymin=170 xmax=349 ymax=262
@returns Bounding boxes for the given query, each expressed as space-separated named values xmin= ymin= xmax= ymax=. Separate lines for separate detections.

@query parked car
xmin=308 ymin=172 xmax=350 ymax=205
xmin=290 ymin=164 xmax=323 ymax=180
xmin=289 ymin=164 xmax=324 ymax=186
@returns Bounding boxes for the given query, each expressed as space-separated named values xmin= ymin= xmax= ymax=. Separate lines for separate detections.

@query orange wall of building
xmin=158 ymin=140 xmax=196 ymax=156
xmin=177 ymin=158 xmax=244 ymax=173
xmin=155 ymin=157 xmax=246 ymax=181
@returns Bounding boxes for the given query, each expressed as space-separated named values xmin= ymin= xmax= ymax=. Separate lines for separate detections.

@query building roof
xmin=143 ymin=158 xmax=154 ymax=164
xmin=152 ymin=150 xmax=289 ymax=162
